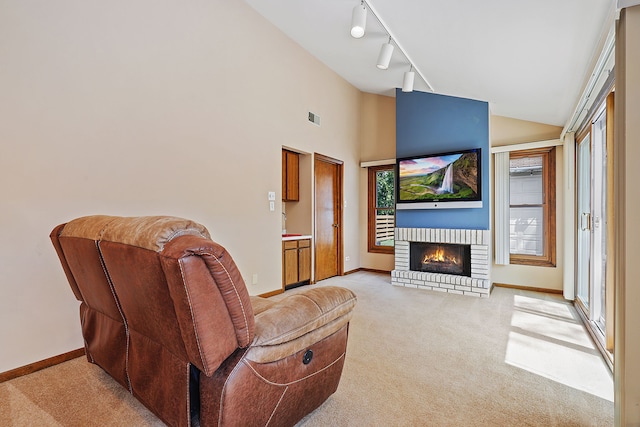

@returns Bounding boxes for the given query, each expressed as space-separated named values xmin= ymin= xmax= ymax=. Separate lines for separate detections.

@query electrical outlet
xmin=252 ymin=274 xmax=258 ymax=285
xmin=345 ymin=256 xmax=350 ymax=262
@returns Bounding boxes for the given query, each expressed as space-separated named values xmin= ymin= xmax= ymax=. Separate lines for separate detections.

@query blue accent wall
xmin=396 ymin=89 xmax=490 ymax=230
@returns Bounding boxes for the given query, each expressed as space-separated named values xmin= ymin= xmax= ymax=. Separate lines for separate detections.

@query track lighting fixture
xmin=350 ymin=1 xmax=367 ymax=38
xmin=376 ymin=37 xmax=394 ymax=70
xmin=402 ymin=65 xmax=415 ymax=92
xmin=347 ymin=1 xmax=434 ymax=92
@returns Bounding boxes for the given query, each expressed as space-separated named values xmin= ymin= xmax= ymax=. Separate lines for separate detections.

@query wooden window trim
xmin=509 ymin=147 xmax=556 ymax=267
xmin=368 ymin=165 xmax=395 ymax=254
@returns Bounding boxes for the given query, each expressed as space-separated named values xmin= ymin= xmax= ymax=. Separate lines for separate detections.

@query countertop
xmin=282 ymin=234 xmax=312 ymax=241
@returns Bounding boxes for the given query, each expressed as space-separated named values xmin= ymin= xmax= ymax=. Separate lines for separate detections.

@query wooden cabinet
xmin=282 ymin=150 xmax=299 ymax=201
xmin=283 ymin=239 xmax=311 ymax=289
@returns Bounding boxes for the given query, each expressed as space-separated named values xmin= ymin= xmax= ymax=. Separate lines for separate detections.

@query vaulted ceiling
xmin=245 ymin=0 xmax=615 ymax=126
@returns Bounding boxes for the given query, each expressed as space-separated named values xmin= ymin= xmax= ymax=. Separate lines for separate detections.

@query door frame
xmin=313 ymin=153 xmax=344 ymax=280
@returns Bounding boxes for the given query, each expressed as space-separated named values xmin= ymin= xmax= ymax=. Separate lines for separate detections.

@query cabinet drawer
xmin=298 ymin=239 xmax=310 ymax=248
xmin=283 ymin=240 xmax=298 ymax=250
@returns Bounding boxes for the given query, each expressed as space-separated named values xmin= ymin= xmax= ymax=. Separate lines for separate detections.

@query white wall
xmin=615 ymin=5 xmax=640 ymax=424
xmin=0 ymin=0 xmax=361 ymax=372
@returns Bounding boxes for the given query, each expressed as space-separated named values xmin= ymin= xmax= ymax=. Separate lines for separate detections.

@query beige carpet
xmin=0 ymin=271 xmax=613 ymax=426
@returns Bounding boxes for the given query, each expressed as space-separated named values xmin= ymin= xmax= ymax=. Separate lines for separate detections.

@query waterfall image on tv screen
xmin=397 ymin=149 xmax=480 ymax=203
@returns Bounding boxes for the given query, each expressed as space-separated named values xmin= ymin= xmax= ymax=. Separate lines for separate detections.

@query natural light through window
xmin=509 ymin=156 xmax=543 ymax=256
xmin=368 ymin=165 xmax=395 ymax=253
xmin=504 ymin=295 xmax=613 ymax=402
xmin=508 ymin=147 xmax=555 ymax=267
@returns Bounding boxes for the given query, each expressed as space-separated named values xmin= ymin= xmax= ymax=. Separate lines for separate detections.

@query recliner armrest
xmin=245 ymin=286 xmax=356 ymax=363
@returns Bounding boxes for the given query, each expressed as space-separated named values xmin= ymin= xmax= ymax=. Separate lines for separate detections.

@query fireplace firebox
xmin=410 ymin=242 xmax=471 ymax=277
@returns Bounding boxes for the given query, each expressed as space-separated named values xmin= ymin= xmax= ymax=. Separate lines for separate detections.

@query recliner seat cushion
xmin=247 ymin=287 xmax=355 ymax=364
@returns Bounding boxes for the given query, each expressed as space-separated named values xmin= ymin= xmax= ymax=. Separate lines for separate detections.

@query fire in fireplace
xmin=410 ymin=242 xmax=471 ymax=277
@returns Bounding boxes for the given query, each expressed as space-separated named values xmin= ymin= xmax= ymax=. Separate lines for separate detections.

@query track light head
xmin=402 ymin=67 xmax=415 ymax=92
xmin=376 ymin=38 xmax=394 ymax=70
xmin=350 ymin=2 xmax=367 ymax=38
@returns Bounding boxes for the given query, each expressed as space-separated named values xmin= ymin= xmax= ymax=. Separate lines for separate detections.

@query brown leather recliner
xmin=50 ymin=215 xmax=356 ymax=427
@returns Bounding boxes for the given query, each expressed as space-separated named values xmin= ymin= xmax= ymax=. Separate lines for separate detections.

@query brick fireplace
xmin=392 ymin=228 xmax=491 ymax=297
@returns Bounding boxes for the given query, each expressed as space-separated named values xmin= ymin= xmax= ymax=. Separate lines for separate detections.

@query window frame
xmin=367 ymin=165 xmax=395 ymax=254
xmin=509 ymin=147 xmax=556 ymax=267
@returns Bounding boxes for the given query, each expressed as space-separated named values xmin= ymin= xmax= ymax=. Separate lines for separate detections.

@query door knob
xmin=332 ymin=224 xmax=339 ymax=228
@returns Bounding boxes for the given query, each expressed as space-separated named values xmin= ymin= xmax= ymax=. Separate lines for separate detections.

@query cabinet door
xmin=282 ymin=150 xmax=288 ymax=201
xmin=282 ymin=150 xmax=299 ymax=201
xmin=298 ymin=240 xmax=311 ymax=283
xmin=283 ymin=242 xmax=299 ymax=286
xmin=286 ymin=152 xmax=299 ymax=201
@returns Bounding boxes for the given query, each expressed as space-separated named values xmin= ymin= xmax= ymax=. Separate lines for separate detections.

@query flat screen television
xmin=396 ymin=148 xmax=482 ymax=209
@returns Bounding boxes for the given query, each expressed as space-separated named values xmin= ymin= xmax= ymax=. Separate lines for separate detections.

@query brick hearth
xmin=392 ymin=227 xmax=492 ymax=297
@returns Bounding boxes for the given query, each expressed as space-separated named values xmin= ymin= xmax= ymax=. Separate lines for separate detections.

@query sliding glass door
xmin=576 ymin=105 xmax=609 ymax=349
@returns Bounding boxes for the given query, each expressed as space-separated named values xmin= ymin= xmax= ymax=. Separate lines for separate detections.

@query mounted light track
xmin=357 ymin=0 xmax=434 ymax=92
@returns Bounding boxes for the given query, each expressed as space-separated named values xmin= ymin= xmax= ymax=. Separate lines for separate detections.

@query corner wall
xmin=489 ymin=116 xmax=564 ymax=291
xmin=359 ymin=93 xmax=396 ymax=272
xmin=0 ymin=0 xmax=361 ymax=372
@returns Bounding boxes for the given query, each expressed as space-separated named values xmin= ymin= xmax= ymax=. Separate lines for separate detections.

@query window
xmin=368 ymin=165 xmax=395 ymax=253
xmin=509 ymin=147 xmax=556 ymax=266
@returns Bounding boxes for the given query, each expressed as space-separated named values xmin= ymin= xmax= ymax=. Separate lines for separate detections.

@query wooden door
xmin=314 ymin=154 xmax=343 ymax=281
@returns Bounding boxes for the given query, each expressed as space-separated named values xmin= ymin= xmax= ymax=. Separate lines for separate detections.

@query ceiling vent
xmin=308 ymin=111 xmax=320 ymax=126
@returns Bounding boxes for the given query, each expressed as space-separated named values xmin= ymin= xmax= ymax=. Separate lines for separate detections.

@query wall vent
xmin=308 ymin=111 xmax=320 ymax=126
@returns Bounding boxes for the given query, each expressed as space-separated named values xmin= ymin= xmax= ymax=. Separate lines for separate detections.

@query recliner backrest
xmin=51 ymin=215 xmax=256 ymax=376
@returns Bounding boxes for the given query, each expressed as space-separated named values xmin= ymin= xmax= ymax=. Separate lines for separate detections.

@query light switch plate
xmin=268 ymin=191 xmax=276 ymax=201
